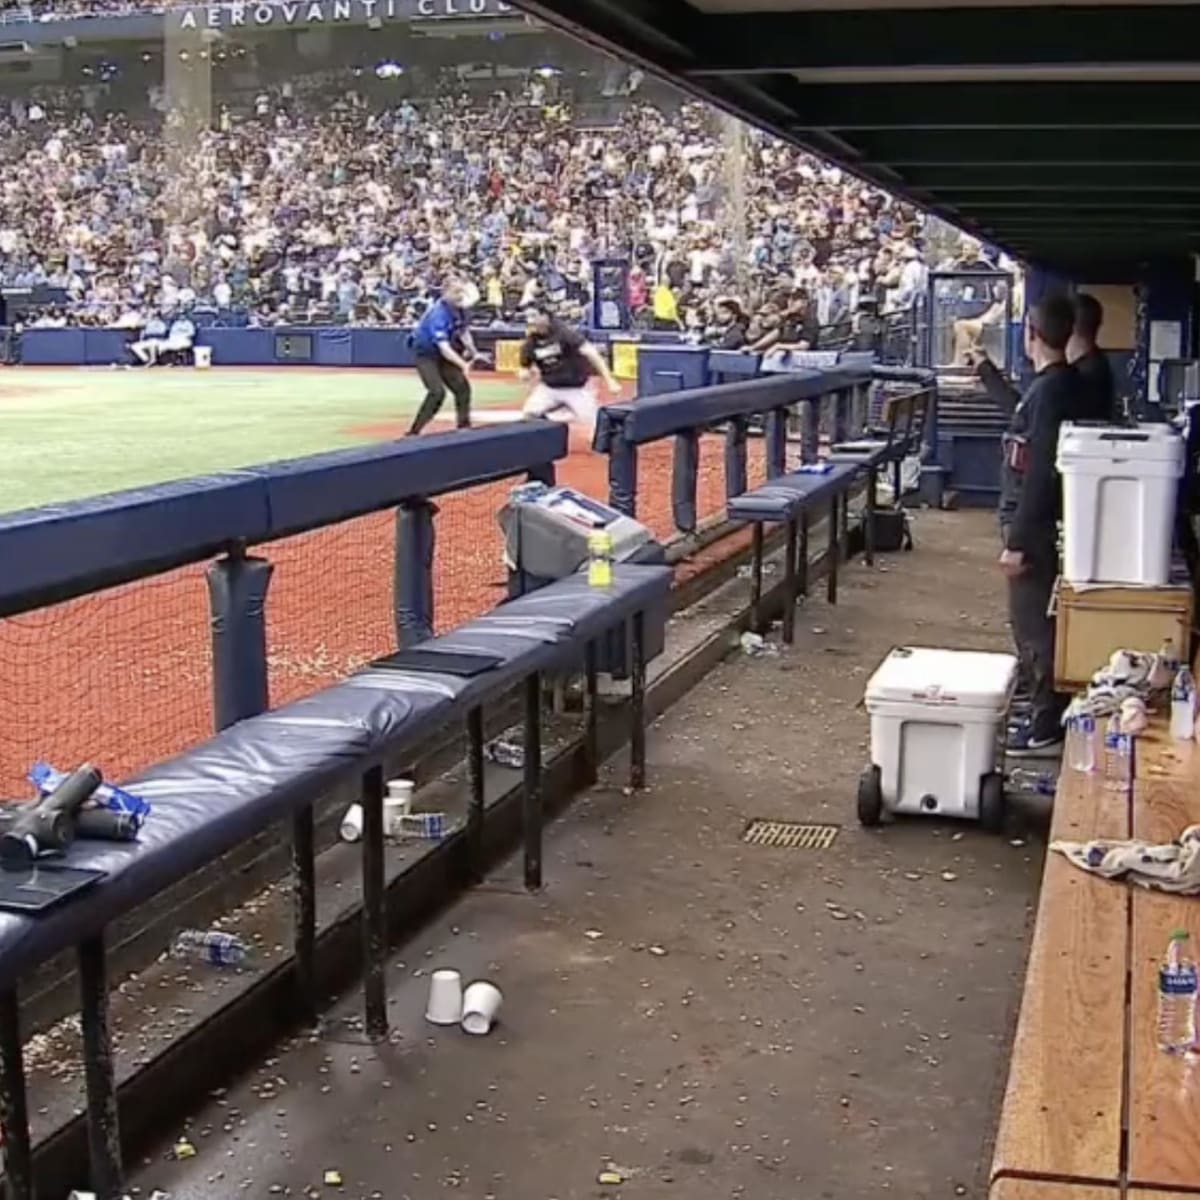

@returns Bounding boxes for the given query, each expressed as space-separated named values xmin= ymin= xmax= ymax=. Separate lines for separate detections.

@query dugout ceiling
xmin=514 ymin=0 xmax=1200 ymax=273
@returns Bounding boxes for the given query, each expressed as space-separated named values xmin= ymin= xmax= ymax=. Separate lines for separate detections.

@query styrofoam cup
xmin=340 ymin=803 xmax=363 ymax=843
xmin=425 ymin=969 xmax=464 ymax=1026
xmin=461 ymin=981 xmax=503 ymax=1036
xmin=385 ymin=780 xmax=415 ymax=834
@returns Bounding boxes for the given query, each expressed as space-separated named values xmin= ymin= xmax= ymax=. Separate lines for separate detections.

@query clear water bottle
xmin=1007 ymin=768 xmax=1056 ymax=797
xmin=1103 ymin=713 xmax=1133 ymax=793
xmin=1158 ymin=930 xmax=1198 ymax=1054
xmin=1067 ymin=715 xmax=1098 ymax=773
xmin=171 ymin=929 xmax=248 ymax=967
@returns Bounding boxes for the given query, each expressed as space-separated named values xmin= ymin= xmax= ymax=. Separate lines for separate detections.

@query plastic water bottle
xmin=1171 ymin=668 xmax=1197 ymax=741
xmin=171 ymin=929 xmax=249 ymax=967
xmin=1103 ymin=714 xmax=1133 ymax=793
xmin=1006 ymin=768 xmax=1056 ymax=797
xmin=1158 ymin=930 xmax=1199 ymax=1054
xmin=1067 ymin=715 xmax=1098 ymax=773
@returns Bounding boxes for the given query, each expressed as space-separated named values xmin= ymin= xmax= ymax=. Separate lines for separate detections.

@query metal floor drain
xmin=742 ymin=819 xmax=840 ymax=850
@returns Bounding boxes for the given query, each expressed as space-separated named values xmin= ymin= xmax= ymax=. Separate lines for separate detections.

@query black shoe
xmin=1007 ymin=725 xmax=1065 ymax=757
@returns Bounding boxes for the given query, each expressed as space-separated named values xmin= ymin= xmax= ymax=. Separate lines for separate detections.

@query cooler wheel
xmin=857 ymin=765 xmax=884 ymax=827
xmin=979 ymin=772 xmax=1006 ymax=834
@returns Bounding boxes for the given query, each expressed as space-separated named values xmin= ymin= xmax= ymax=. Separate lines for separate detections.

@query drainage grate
xmin=742 ymin=819 xmax=840 ymax=850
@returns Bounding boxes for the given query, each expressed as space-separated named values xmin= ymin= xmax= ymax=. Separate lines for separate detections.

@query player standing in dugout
xmin=518 ymin=305 xmax=622 ymax=434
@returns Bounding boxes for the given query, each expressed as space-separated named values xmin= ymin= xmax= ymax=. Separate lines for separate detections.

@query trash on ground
xmin=393 ymin=812 xmax=446 ymax=840
xmin=170 ymin=930 xmax=248 ymax=968
xmin=485 ymin=737 xmax=525 ymax=770
xmin=740 ymin=632 xmax=779 ymax=658
xmin=173 ymin=1138 xmax=197 ymax=1160
xmin=323 ymin=1169 xmax=344 ymax=1187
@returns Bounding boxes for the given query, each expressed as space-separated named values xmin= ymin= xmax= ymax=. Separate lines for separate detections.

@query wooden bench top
xmin=990 ymin=768 xmax=1130 ymax=1185
xmin=993 ymin=719 xmax=1200 ymax=1194
xmin=991 ymin=1183 xmax=1114 ymax=1200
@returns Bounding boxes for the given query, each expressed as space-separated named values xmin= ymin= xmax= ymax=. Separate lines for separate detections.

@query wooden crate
xmin=1054 ymin=581 xmax=1193 ymax=690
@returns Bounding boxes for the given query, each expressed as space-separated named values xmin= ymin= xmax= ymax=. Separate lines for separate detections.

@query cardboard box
xmin=1054 ymin=581 xmax=1194 ymax=690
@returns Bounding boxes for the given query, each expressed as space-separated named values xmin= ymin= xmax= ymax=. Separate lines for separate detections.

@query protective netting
xmin=0 ymin=441 xmax=770 ymax=796
xmin=433 ymin=479 xmax=512 ymax=633
xmin=0 ymin=566 xmax=211 ymax=797
xmin=266 ymin=512 xmax=397 ymax=709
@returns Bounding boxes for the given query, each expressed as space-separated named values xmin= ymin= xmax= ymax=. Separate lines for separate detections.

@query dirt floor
xmin=129 ymin=509 xmax=1046 ymax=1200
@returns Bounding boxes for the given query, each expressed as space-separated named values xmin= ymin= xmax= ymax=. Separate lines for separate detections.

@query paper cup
xmin=385 ymin=779 xmax=415 ymax=834
xmin=461 ymin=980 xmax=503 ymax=1036
xmin=340 ymin=803 xmax=363 ymax=843
xmin=425 ymin=969 xmax=464 ymax=1026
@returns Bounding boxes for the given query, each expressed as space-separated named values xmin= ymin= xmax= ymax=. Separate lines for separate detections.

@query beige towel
xmin=1051 ymin=826 xmax=1200 ymax=894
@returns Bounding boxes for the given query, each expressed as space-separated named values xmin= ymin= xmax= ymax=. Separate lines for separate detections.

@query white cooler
xmin=1058 ymin=422 xmax=1184 ymax=586
xmin=859 ymin=647 xmax=1017 ymax=831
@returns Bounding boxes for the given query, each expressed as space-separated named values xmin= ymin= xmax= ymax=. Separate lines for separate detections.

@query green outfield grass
xmin=0 ymin=367 xmax=528 ymax=514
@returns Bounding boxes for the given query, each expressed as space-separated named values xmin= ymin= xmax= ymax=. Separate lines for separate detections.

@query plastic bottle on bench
xmin=171 ymin=929 xmax=249 ymax=967
xmin=1066 ymin=715 xmax=1097 ymax=774
xmin=1103 ymin=713 xmax=1133 ymax=793
xmin=1157 ymin=930 xmax=1198 ymax=1054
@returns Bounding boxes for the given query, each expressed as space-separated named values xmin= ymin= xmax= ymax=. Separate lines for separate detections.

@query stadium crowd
xmin=0 ymin=68 xmax=937 ymax=343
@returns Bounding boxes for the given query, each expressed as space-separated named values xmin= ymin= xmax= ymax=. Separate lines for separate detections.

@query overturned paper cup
xmin=461 ymin=980 xmax=503 ymax=1036
xmin=339 ymin=803 xmax=363 ymax=843
xmin=425 ymin=969 xmax=464 ymax=1026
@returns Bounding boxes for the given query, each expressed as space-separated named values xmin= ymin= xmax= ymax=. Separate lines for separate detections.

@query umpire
xmin=998 ymin=293 xmax=1092 ymax=757
xmin=408 ymin=280 xmax=478 ymax=436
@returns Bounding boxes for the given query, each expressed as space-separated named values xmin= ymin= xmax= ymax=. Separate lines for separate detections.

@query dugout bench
xmin=0 ymin=565 xmax=671 ymax=1200
xmin=729 ymin=387 xmax=930 ymax=643
xmin=989 ymin=722 xmax=1200 ymax=1200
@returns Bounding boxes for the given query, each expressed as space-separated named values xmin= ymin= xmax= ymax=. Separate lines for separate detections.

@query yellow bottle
xmin=588 ymin=529 xmax=614 ymax=588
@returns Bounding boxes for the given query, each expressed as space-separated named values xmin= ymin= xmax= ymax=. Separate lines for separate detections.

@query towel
xmin=1051 ymin=826 xmax=1200 ymax=894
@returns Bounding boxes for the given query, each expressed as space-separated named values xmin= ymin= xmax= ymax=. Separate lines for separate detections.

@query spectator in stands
xmin=707 ymin=297 xmax=750 ymax=350
xmin=407 ymin=279 xmax=477 ymax=437
xmin=0 ymin=70 xmax=932 ymax=333
xmin=1068 ymin=293 xmax=1118 ymax=421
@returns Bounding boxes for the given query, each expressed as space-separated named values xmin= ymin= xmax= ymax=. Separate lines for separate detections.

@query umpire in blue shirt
xmin=408 ymin=279 xmax=478 ymax=436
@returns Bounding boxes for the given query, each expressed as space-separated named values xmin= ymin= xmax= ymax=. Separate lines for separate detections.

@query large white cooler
xmin=859 ymin=647 xmax=1018 ymax=830
xmin=1057 ymin=422 xmax=1184 ymax=586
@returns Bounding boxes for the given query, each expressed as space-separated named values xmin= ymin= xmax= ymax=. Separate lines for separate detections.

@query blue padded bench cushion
xmin=727 ymin=462 xmax=859 ymax=524
xmin=0 ymin=565 xmax=672 ymax=987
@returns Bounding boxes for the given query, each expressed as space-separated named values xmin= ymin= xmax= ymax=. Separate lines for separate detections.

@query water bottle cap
xmin=1172 ymin=929 xmax=1191 ymax=942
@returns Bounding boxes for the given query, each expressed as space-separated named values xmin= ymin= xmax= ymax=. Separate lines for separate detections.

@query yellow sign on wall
xmin=495 ymin=339 xmax=524 ymax=374
xmin=612 ymin=341 xmax=639 ymax=380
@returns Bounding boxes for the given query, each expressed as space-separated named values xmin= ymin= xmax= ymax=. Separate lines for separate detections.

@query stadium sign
xmin=177 ymin=0 xmax=517 ymax=29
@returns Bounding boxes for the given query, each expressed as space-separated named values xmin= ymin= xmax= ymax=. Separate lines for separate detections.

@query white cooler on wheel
xmin=1057 ymin=422 xmax=1184 ymax=586
xmin=858 ymin=647 xmax=1018 ymax=831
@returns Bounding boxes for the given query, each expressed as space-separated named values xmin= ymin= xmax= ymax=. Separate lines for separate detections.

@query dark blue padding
xmin=727 ymin=463 xmax=860 ymax=523
xmin=0 ymin=472 xmax=272 ymax=612
xmin=828 ymin=440 xmax=893 ymax=468
xmin=263 ymin=423 xmax=568 ymax=536
xmin=623 ymin=372 xmax=848 ymax=443
xmin=0 ymin=423 xmax=568 ymax=613
xmin=0 ymin=565 xmax=672 ymax=988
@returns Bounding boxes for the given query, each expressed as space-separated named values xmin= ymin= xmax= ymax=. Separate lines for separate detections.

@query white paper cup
xmin=461 ymin=981 xmax=503 ymax=1036
xmin=387 ymin=779 xmax=415 ymax=804
xmin=425 ymin=969 xmax=464 ymax=1026
xmin=339 ymin=803 xmax=363 ymax=843
xmin=385 ymin=779 xmax=415 ymax=834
